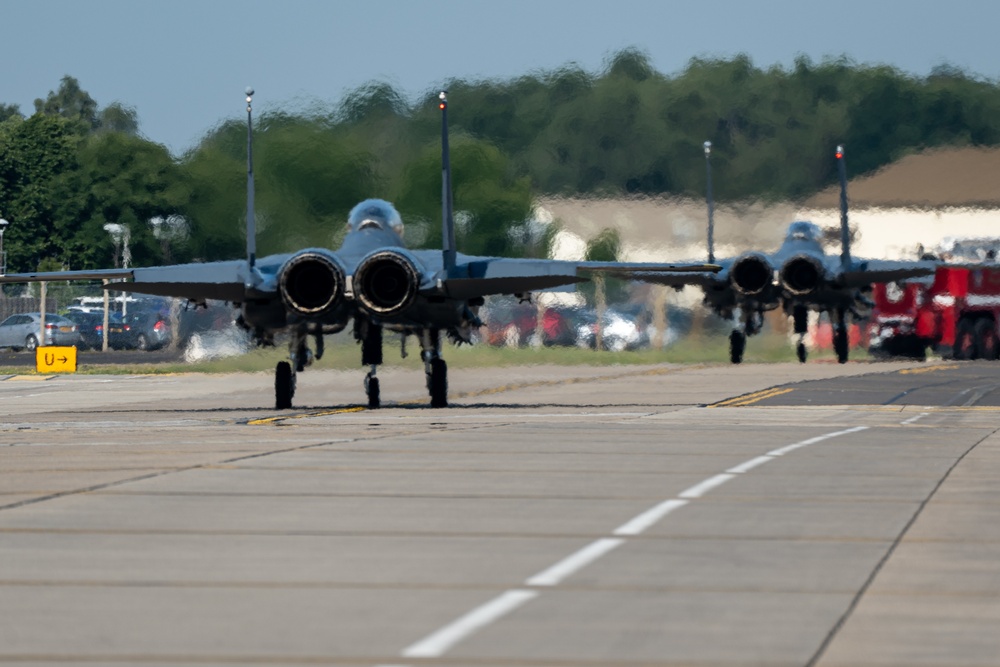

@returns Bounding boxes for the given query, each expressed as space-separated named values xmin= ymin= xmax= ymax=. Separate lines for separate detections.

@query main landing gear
xmin=833 ymin=307 xmax=849 ymax=364
xmin=729 ymin=310 xmax=762 ymax=364
xmin=793 ymin=305 xmax=808 ymax=363
xmin=274 ymin=324 xmax=322 ymax=409
xmin=421 ymin=329 xmax=448 ymax=408
xmin=361 ymin=321 xmax=383 ymax=409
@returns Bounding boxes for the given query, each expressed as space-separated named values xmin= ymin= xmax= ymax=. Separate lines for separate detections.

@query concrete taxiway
xmin=1 ymin=359 xmax=998 ymax=666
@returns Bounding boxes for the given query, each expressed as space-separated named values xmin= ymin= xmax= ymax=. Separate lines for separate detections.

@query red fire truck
xmin=869 ymin=239 xmax=1000 ymax=360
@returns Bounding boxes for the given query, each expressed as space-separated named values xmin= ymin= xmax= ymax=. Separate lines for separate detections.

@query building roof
xmin=805 ymin=146 xmax=1000 ymax=209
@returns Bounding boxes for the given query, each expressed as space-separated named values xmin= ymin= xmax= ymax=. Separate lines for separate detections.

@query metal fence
xmin=0 ymin=297 xmax=63 ymax=322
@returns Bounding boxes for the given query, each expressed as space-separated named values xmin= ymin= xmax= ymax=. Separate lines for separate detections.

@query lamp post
xmin=704 ymin=141 xmax=715 ymax=264
xmin=103 ymin=223 xmax=131 ymax=316
xmin=0 ymin=218 xmax=9 ymax=275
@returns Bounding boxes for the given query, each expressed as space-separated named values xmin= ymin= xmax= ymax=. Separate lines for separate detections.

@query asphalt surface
xmin=1 ymin=359 xmax=998 ymax=666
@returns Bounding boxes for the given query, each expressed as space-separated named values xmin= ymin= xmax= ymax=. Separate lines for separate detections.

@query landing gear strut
xmin=420 ymin=328 xmax=448 ymax=408
xmin=361 ymin=322 xmax=383 ymax=409
xmin=275 ymin=325 xmax=313 ymax=409
xmin=833 ymin=307 xmax=849 ymax=364
xmin=793 ymin=305 xmax=808 ymax=363
xmin=729 ymin=310 xmax=762 ymax=364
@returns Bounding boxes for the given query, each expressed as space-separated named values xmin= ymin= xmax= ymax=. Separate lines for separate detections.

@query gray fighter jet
xmin=637 ymin=145 xmax=936 ymax=364
xmin=0 ymin=90 xmax=719 ymax=408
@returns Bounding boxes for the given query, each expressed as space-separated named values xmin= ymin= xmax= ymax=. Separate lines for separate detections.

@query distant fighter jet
xmin=0 ymin=89 xmax=719 ymax=408
xmin=636 ymin=145 xmax=937 ymax=364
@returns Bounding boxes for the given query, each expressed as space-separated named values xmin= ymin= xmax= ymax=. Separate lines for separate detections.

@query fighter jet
xmin=636 ymin=145 xmax=936 ymax=364
xmin=0 ymin=89 xmax=719 ymax=408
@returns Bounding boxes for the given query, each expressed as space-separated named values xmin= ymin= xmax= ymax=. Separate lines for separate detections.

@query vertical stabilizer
xmin=836 ymin=144 xmax=851 ymax=270
xmin=704 ymin=141 xmax=715 ymax=264
xmin=246 ymin=87 xmax=257 ymax=270
xmin=439 ymin=91 xmax=457 ymax=272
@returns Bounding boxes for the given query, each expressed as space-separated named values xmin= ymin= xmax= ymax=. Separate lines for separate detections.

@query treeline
xmin=3 ymin=50 xmax=1000 ymax=274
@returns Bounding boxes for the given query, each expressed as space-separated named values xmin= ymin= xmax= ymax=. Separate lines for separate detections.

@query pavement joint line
xmin=393 ymin=422 xmax=873 ymax=661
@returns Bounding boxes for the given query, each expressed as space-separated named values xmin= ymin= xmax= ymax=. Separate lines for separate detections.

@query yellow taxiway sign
xmin=36 ymin=346 xmax=77 ymax=373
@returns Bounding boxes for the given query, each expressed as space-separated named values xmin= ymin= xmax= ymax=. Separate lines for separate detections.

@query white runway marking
xmin=402 ymin=589 xmax=538 ymax=658
xmin=614 ymin=499 xmax=688 ymax=536
xmin=526 ymin=538 xmax=624 ymax=586
xmin=679 ymin=473 xmax=736 ymax=499
xmin=393 ymin=423 xmax=872 ymax=660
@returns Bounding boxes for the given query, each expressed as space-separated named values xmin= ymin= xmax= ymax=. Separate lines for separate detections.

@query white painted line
xmin=526 ymin=538 xmax=624 ymax=586
xmin=767 ymin=426 xmax=869 ymax=456
xmin=402 ymin=589 xmax=537 ymax=658
xmin=726 ymin=455 xmax=774 ymax=474
xmin=613 ymin=499 xmax=689 ymax=536
xmin=901 ymin=412 xmax=929 ymax=425
xmin=679 ymin=473 xmax=735 ymax=499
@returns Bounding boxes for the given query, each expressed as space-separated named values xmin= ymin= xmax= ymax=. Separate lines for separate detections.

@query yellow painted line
xmin=248 ymin=406 xmax=366 ymax=426
xmin=899 ymin=364 xmax=961 ymax=375
xmin=709 ymin=386 xmax=794 ymax=408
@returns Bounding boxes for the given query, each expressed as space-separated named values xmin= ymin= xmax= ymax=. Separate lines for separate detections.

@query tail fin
xmin=439 ymin=91 xmax=457 ymax=272
xmin=836 ymin=144 xmax=851 ymax=270
xmin=245 ymin=87 xmax=257 ymax=270
xmin=704 ymin=141 xmax=715 ymax=264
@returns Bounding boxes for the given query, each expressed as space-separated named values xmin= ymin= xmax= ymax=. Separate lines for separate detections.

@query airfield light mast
xmin=246 ymin=87 xmax=257 ymax=271
xmin=704 ymin=141 xmax=715 ymax=264
xmin=440 ymin=91 xmax=457 ymax=273
xmin=836 ymin=144 xmax=851 ymax=270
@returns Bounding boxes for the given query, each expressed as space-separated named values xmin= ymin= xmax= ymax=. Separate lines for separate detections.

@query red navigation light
xmin=439 ymin=102 xmax=446 ymax=110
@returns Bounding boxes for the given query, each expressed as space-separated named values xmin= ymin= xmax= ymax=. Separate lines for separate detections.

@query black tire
xmin=429 ymin=357 xmax=448 ymax=408
xmin=834 ymin=326 xmax=849 ymax=364
xmin=365 ymin=374 xmax=380 ymax=409
xmin=796 ymin=341 xmax=807 ymax=363
xmin=975 ymin=319 xmax=999 ymax=360
xmin=729 ymin=330 xmax=746 ymax=364
xmin=275 ymin=361 xmax=293 ymax=409
xmin=25 ymin=335 xmax=38 ymax=352
xmin=136 ymin=333 xmax=149 ymax=351
xmin=954 ymin=319 xmax=977 ymax=360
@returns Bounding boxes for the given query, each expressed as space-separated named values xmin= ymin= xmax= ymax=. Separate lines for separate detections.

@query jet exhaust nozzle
xmin=731 ymin=254 xmax=773 ymax=296
xmin=354 ymin=250 xmax=421 ymax=316
xmin=780 ymin=255 xmax=824 ymax=295
xmin=278 ymin=251 xmax=346 ymax=316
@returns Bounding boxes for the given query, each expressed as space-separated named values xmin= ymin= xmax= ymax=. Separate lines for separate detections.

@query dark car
xmin=109 ymin=310 xmax=172 ymax=350
xmin=64 ymin=311 xmax=122 ymax=350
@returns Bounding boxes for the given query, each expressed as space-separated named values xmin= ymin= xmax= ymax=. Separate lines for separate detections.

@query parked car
xmin=0 ymin=313 xmax=80 ymax=350
xmin=64 ymin=311 xmax=122 ymax=350
xmin=575 ymin=308 xmax=645 ymax=352
xmin=108 ymin=310 xmax=171 ymax=350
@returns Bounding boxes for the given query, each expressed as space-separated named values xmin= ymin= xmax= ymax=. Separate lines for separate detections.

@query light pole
xmin=103 ymin=223 xmax=131 ymax=315
xmin=0 ymin=218 xmax=9 ymax=275
xmin=704 ymin=141 xmax=715 ymax=264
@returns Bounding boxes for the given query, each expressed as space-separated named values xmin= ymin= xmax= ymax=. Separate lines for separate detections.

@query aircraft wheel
xmin=275 ymin=361 xmax=294 ymax=409
xmin=729 ymin=330 xmax=746 ymax=364
xmin=796 ymin=341 xmax=807 ymax=363
xmin=954 ymin=319 xmax=977 ymax=360
xmin=834 ymin=326 xmax=849 ymax=364
xmin=975 ymin=319 xmax=999 ymax=360
xmin=429 ymin=357 xmax=448 ymax=408
xmin=365 ymin=373 xmax=380 ymax=409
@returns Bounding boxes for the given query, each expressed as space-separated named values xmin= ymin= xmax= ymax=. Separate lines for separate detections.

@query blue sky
xmin=5 ymin=0 xmax=999 ymax=156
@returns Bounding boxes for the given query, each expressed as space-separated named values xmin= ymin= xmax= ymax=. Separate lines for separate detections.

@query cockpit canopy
xmin=347 ymin=199 xmax=404 ymax=236
xmin=785 ymin=221 xmax=822 ymax=243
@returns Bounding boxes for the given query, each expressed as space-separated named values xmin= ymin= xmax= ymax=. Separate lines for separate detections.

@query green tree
xmin=34 ymin=75 xmax=100 ymax=131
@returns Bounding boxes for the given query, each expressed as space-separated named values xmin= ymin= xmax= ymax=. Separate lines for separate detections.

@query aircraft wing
xmin=440 ymin=258 xmax=721 ymax=300
xmin=0 ymin=260 xmax=253 ymax=302
xmin=838 ymin=259 xmax=938 ymax=288
xmin=579 ymin=260 xmax=724 ymax=287
xmin=441 ymin=258 xmax=586 ymax=300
